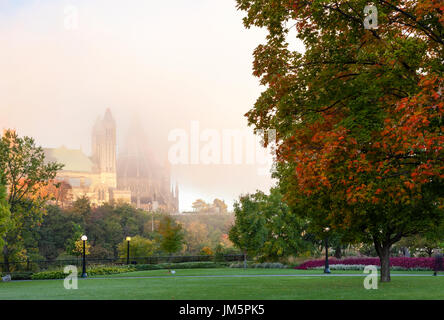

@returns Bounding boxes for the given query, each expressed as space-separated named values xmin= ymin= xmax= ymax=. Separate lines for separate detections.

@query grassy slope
xmin=0 ymin=268 xmax=442 ymax=300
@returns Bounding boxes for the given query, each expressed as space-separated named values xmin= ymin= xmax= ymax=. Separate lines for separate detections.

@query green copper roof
xmin=44 ymin=147 xmax=93 ymax=172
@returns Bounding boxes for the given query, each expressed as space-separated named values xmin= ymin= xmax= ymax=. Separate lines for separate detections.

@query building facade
xmin=116 ymin=117 xmax=179 ymax=212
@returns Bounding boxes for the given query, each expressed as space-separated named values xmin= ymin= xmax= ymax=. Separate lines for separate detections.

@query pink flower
xmin=295 ymin=257 xmax=434 ymax=270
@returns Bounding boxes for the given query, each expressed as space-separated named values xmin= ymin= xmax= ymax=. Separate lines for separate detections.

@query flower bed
xmin=308 ymin=264 xmax=431 ymax=271
xmin=295 ymin=257 xmax=435 ymax=270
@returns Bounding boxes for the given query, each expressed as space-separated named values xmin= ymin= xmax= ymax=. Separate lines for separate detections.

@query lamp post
xmin=126 ymin=236 xmax=131 ymax=265
xmin=81 ymin=235 xmax=87 ymax=278
xmin=323 ymin=227 xmax=331 ymax=274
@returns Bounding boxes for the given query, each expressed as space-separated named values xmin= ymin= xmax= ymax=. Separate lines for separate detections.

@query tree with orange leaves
xmin=36 ymin=180 xmax=72 ymax=208
xmin=237 ymin=0 xmax=443 ymax=282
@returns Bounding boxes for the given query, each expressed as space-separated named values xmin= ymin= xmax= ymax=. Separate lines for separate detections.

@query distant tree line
xmin=191 ymin=198 xmax=228 ymax=214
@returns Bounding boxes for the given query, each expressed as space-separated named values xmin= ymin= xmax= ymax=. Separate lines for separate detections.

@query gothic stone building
xmin=44 ymin=109 xmax=179 ymax=212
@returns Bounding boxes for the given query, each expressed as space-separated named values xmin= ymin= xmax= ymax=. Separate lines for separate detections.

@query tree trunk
xmin=427 ymin=248 xmax=433 ymax=257
xmin=334 ymin=246 xmax=342 ymax=259
xmin=378 ymin=245 xmax=391 ymax=282
xmin=2 ymin=244 xmax=10 ymax=273
xmin=243 ymin=250 xmax=247 ymax=269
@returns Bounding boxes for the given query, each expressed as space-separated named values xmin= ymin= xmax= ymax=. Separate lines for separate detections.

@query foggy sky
xmin=0 ymin=0 xmax=304 ymax=211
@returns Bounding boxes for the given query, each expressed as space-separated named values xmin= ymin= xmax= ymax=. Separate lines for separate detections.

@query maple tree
xmin=237 ymin=0 xmax=443 ymax=281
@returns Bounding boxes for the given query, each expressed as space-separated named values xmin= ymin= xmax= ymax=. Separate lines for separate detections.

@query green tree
xmin=230 ymin=189 xmax=310 ymax=263
xmin=115 ymin=203 xmax=144 ymax=237
xmin=0 ymin=175 xmax=11 ymax=249
xmin=157 ymin=215 xmax=184 ymax=255
xmin=398 ymin=225 xmax=444 ymax=257
xmin=259 ymin=188 xmax=310 ymax=261
xmin=183 ymin=221 xmax=209 ymax=254
xmin=0 ymin=130 xmax=63 ymax=271
xmin=213 ymin=199 xmax=228 ymax=214
xmin=229 ymin=193 xmax=267 ymax=267
xmin=35 ymin=205 xmax=75 ymax=260
xmin=65 ymin=223 xmax=85 ymax=256
xmin=69 ymin=196 xmax=91 ymax=225
xmin=118 ymin=235 xmax=156 ymax=259
xmin=192 ymin=199 xmax=209 ymax=213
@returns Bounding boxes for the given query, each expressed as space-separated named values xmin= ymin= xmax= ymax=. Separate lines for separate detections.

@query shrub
xmin=358 ymin=244 xmax=378 ymax=257
xmin=31 ymin=265 xmax=135 ymax=280
xmin=87 ymin=266 xmax=136 ymax=276
xmin=229 ymin=262 xmax=243 ymax=268
xmin=229 ymin=262 xmax=288 ymax=269
xmin=229 ymin=262 xmax=253 ymax=268
xmin=31 ymin=270 xmax=65 ymax=280
xmin=1 ymin=272 xmax=34 ymax=280
xmin=213 ymin=244 xmax=225 ymax=263
xmin=134 ymin=261 xmax=221 ymax=271
xmin=200 ymin=246 xmax=213 ymax=256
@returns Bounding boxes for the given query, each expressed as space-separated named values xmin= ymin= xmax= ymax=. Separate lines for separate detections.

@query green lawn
xmin=91 ymin=268 xmax=433 ymax=277
xmin=1 ymin=268 xmax=443 ymax=300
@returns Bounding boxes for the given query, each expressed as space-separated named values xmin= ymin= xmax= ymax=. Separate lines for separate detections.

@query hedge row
xmin=31 ymin=266 xmax=136 ymax=280
xmin=295 ymin=257 xmax=437 ymax=270
xmin=133 ymin=261 xmax=223 ymax=271
xmin=229 ymin=262 xmax=288 ymax=269
xmin=1 ymin=272 xmax=34 ymax=280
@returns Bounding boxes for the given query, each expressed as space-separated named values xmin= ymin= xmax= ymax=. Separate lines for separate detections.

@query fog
xmin=0 ymin=0 xmax=305 ymax=210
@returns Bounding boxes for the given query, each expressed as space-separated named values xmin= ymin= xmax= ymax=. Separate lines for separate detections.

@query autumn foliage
xmin=279 ymin=75 xmax=443 ymax=209
xmin=237 ymin=0 xmax=443 ymax=281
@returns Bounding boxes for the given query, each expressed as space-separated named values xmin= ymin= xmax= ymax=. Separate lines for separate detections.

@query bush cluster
xmin=31 ymin=265 xmax=135 ymax=280
xmin=134 ymin=261 xmax=222 ymax=271
xmin=229 ymin=262 xmax=288 ymax=269
xmin=229 ymin=262 xmax=250 ymax=268
xmin=1 ymin=272 xmax=34 ymax=280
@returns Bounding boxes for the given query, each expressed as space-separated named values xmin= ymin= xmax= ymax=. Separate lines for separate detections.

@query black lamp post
xmin=126 ymin=236 xmax=131 ymax=265
xmin=81 ymin=235 xmax=88 ymax=278
xmin=324 ymin=227 xmax=331 ymax=274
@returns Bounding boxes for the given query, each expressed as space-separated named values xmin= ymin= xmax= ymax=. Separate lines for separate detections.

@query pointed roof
xmin=104 ymin=108 xmax=114 ymax=122
xmin=117 ymin=116 xmax=160 ymax=179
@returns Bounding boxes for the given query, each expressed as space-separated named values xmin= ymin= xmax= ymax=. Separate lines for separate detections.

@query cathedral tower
xmin=116 ymin=116 xmax=177 ymax=212
xmin=92 ymin=108 xmax=117 ymax=188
